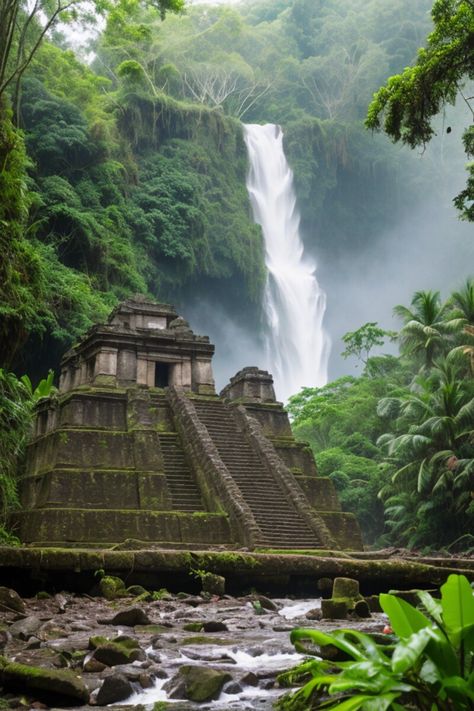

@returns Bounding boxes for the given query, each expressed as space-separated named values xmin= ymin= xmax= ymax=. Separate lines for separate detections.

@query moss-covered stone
xmin=99 ymin=575 xmax=127 ymax=600
xmin=1 ymin=661 xmax=89 ymax=704
xmin=89 ymin=635 xmax=143 ymax=666
xmin=163 ymin=665 xmax=231 ymax=702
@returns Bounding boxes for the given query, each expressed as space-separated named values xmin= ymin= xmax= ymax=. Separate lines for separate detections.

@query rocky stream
xmin=0 ymin=585 xmax=388 ymax=710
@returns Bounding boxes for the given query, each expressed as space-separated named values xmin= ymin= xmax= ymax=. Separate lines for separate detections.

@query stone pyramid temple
xmin=16 ymin=297 xmax=362 ymax=550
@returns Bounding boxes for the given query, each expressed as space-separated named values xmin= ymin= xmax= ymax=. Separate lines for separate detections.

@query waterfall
xmin=243 ymin=123 xmax=330 ymax=402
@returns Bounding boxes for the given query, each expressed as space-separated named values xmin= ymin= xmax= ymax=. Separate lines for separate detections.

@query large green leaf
xmin=379 ymin=593 xmax=431 ymax=637
xmin=290 ymin=628 xmax=365 ymax=661
xmin=417 ymin=590 xmax=443 ymax=625
xmin=391 ymin=627 xmax=435 ymax=673
xmin=440 ymin=574 xmax=474 ymax=646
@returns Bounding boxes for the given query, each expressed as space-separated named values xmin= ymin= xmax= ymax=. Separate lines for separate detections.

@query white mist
xmin=243 ymin=123 xmax=330 ymax=402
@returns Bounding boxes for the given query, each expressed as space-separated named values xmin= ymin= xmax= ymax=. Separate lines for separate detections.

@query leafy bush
xmin=279 ymin=574 xmax=474 ymax=710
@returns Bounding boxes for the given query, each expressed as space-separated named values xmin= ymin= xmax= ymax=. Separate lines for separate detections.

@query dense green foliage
xmin=367 ymin=0 xmax=474 ymax=219
xmin=0 ymin=0 xmax=447 ymax=379
xmin=289 ymin=283 xmax=474 ymax=550
xmin=0 ymin=369 xmax=54 ymax=542
xmin=279 ymin=574 xmax=474 ymax=710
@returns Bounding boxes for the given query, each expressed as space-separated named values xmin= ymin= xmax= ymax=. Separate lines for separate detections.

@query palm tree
xmin=394 ymin=290 xmax=463 ymax=368
xmin=377 ymin=363 xmax=474 ymax=547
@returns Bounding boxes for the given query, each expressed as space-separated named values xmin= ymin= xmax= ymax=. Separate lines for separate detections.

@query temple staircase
xmin=192 ymin=398 xmax=320 ymax=548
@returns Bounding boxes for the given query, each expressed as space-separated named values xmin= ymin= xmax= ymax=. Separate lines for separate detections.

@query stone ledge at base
xmin=0 ymin=547 xmax=472 ymax=595
xmin=12 ymin=510 xmax=232 ymax=546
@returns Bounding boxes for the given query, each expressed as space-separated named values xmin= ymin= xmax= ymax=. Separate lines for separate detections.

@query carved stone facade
xmin=16 ymin=298 xmax=363 ymax=550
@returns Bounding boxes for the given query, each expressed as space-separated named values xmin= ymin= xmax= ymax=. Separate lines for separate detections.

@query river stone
xmin=224 ymin=681 xmax=243 ymax=695
xmin=0 ymin=587 xmax=25 ymax=614
xmin=99 ymin=576 xmax=127 ymax=601
xmin=1 ymin=661 xmax=89 ymax=704
xmin=99 ymin=607 xmax=151 ymax=626
xmin=9 ymin=615 xmax=43 ymax=640
xmin=89 ymin=635 xmax=145 ymax=666
xmin=202 ymin=620 xmax=228 ymax=632
xmin=305 ymin=608 xmax=323 ymax=620
xmin=164 ymin=665 xmax=232 ymax=702
xmin=256 ymin=595 xmax=278 ymax=611
xmin=96 ymin=673 xmax=134 ymax=705
xmin=240 ymin=671 xmax=258 ymax=686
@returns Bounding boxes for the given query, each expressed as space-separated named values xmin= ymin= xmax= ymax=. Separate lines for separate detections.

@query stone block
xmin=275 ymin=444 xmax=318 ymax=477
xmin=53 ymin=430 xmax=133 ymax=470
xmin=319 ymin=512 xmax=364 ymax=550
xmin=294 ymin=476 xmax=341 ymax=512
xmin=242 ymin=404 xmax=292 ymax=437
xmin=60 ymin=393 xmax=126 ymax=430
xmin=15 ymin=509 xmax=232 ymax=545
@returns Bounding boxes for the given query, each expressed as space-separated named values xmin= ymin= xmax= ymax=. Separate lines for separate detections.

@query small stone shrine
xmin=16 ymin=297 xmax=362 ymax=550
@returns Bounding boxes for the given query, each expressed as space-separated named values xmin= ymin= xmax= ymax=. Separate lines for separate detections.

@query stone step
xmin=158 ymin=432 xmax=204 ymax=513
xmin=191 ymin=400 xmax=319 ymax=546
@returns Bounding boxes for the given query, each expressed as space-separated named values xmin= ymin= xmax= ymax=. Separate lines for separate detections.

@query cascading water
xmin=243 ymin=123 xmax=330 ymax=402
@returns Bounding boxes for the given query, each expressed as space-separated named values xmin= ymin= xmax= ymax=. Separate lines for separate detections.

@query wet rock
xmin=202 ymin=620 xmax=228 ymax=633
xmin=224 ymin=680 xmax=243 ymax=694
xmin=240 ymin=671 xmax=258 ymax=686
xmin=319 ymin=643 xmax=350 ymax=662
xmin=89 ymin=635 xmax=145 ymax=666
xmin=9 ymin=616 xmax=43 ymax=640
xmin=139 ymin=672 xmax=154 ymax=688
xmin=1 ymin=661 xmax=89 ymax=704
xmin=99 ymin=607 xmax=151 ymax=627
xmin=273 ymin=624 xmax=294 ymax=632
xmin=256 ymin=595 xmax=278 ymax=611
xmin=0 ymin=587 xmax=25 ymax=614
xmin=201 ymin=574 xmax=225 ymax=597
xmin=99 ymin=576 xmax=128 ymax=601
xmin=164 ymin=665 xmax=232 ymax=702
xmin=305 ymin=608 xmax=322 ymax=620
xmin=182 ymin=596 xmax=204 ymax=607
xmin=83 ymin=657 xmax=107 ymax=673
xmin=96 ymin=673 xmax=134 ymax=705
xmin=54 ymin=593 xmax=69 ymax=613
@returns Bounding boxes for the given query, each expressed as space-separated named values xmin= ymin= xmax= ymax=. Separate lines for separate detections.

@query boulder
xmin=164 ymin=665 xmax=231 ymax=702
xmin=89 ymin=635 xmax=145 ymax=666
xmin=201 ymin=621 xmax=228 ymax=633
xmin=9 ymin=616 xmax=43 ymax=640
xmin=1 ymin=661 xmax=89 ymax=705
xmin=0 ymin=587 xmax=25 ymax=614
xmin=240 ymin=671 xmax=258 ymax=686
xmin=99 ymin=607 xmax=151 ymax=627
xmin=255 ymin=595 xmax=278 ymax=611
xmin=99 ymin=576 xmax=128 ymax=601
xmin=96 ymin=674 xmax=134 ymax=705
